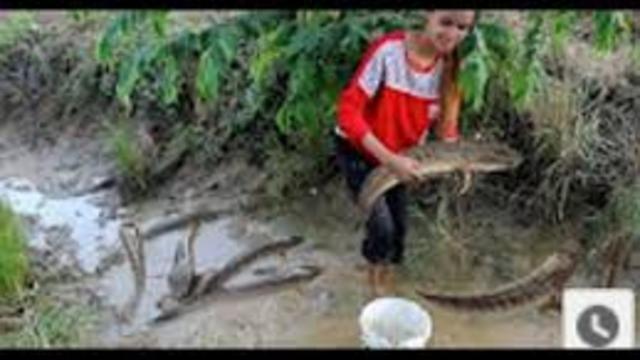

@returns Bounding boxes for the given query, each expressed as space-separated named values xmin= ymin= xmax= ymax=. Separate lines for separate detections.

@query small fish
xmin=167 ymin=219 xmax=200 ymax=299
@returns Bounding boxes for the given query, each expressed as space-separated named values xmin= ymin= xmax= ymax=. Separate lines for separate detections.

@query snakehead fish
xmin=153 ymin=235 xmax=322 ymax=323
xmin=416 ymin=242 xmax=581 ymax=312
xmin=357 ymin=140 xmax=523 ymax=214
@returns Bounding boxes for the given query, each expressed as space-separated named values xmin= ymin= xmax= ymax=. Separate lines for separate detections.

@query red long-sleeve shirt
xmin=336 ymin=31 xmax=459 ymax=164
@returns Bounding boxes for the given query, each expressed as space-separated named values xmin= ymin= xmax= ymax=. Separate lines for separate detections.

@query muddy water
xmin=187 ymin=211 xmax=560 ymax=348
xmin=302 ymin=294 xmax=562 ymax=348
xmin=287 ymin=310 xmax=560 ymax=348
xmin=98 ymin=218 xmax=249 ymax=334
xmin=264 ymin=266 xmax=563 ymax=348
xmin=0 ymin=177 xmax=120 ymax=273
xmin=252 ymin=201 xmax=635 ymax=349
xmin=97 ymin=214 xmax=313 ymax=343
xmin=1 ymin=172 xmax=635 ymax=348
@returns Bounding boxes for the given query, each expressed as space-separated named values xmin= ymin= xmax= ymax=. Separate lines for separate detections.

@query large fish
xmin=357 ymin=140 xmax=523 ymax=214
xmin=416 ymin=247 xmax=579 ymax=312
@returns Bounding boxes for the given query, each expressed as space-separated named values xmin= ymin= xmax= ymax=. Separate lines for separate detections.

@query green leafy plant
xmin=95 ymin=10 xmax=633 ymax=133
xmin=0 ymin=202 xmax=29 ymax=298
xmin=106 ymin=118 xmax=150 ymax=191
xmin=0 ymin=12 xmax=37 ymax=61
xmin=91 ymin=10 xmax=635 ymax=199
xmin=593 ymin=11 xmax=629 ymax=54
xmin=458 ymin=11 xmax=632 ymax=116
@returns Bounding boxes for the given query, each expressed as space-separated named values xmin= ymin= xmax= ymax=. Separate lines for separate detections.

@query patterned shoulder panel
xmin=357 ymin=32 xmax=443 ymax=100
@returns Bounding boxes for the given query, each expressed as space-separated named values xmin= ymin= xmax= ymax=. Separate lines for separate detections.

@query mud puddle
xmin=257 ymin=260 xmax=563 ymax=348
xmin=99 ymin=218 xmax=247 ymax=334
xmin=97 ymin=214 xmax=320 ymax=343
xmin=119 ymin=207 xmax=560 ymax=348
xmin=0 ymin=176 xmax=120 ymax=274
xmin=239 ymin=199 xmax=571 ymax=348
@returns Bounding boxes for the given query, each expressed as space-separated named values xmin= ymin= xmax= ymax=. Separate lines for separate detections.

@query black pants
xmin=334 ymin=134 xmax=408 ymax=265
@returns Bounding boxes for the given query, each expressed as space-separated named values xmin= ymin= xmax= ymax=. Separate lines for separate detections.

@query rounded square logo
xmin=563 ymin=288 xmax=635 ymax=349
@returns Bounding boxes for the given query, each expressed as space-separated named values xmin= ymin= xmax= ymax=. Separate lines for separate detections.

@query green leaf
xmin=550 ymin=11 xmax=578 ymax=52
xmin=249 ymin=26 xmax=287 ymax=85
xmin=275 ymin=105 xmax=292 ymax=134
xmin=511 ymin=59 xmax=545 ymax=110
xmin=216 ymin=27 xmax=239 ymax=62
xmin=159 ymin=53 xmax=180 ymax=105
xmin=196 ymin=47 xmax=221 ymax=102
xmin=459 ymin=29 xmax=479 ymax=59
xmin=115 ymin=49 xmax=146 ymax=108
xmin=476 ymin=22 xmax=515 ymax=61
xmin=289 ymin=59 xmax=315 ymax=96
xmin=593 ymin=11 xmax=626 ymax=54
xmin=458 ymin=51 xmax=489 ymax=112
xmin=150 ymin=11 xmax=169 ymax=37
xmin=0 ymin=201 xmax=28 ymax=297
xmin=95 ymin=16 xmax=124 ymax=64
xmin=172 ymin=30 xmax=201 ymax=57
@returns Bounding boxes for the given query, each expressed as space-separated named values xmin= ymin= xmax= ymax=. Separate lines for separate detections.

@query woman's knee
xmin=366 ymin=200 xmax=397 ymax=241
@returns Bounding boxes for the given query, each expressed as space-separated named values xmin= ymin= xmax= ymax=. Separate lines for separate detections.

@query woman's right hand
xmin=360 ymin=132 xmax=423 ymax=183
xmin=386 ymin=154 xmax=422 ymax=184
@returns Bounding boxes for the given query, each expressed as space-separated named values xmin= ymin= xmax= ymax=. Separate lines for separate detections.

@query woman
xmin=335 ymin=11 xmax=477 ymax=296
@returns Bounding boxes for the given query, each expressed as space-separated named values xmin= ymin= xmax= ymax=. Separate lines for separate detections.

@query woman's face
xmin=425 ymin=11 xmax=476 ymax=54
